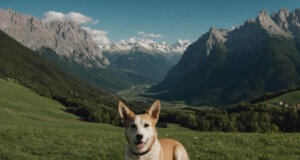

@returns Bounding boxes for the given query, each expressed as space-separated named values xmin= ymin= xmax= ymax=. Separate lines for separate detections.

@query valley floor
xmin=0 ymin=79 xmax=300 ymax=160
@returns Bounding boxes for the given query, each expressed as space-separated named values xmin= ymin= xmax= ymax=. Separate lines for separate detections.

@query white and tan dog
xmin=118 ymin=100 xmax=189 ymax=160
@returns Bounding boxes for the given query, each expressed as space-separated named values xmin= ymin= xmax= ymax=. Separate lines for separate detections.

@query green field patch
xmin=266 ymin=91 xmax=300 ymax=105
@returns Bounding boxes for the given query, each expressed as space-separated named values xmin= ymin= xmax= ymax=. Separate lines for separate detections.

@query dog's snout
xmin=136 ymin=134 xmax=143 ymax=140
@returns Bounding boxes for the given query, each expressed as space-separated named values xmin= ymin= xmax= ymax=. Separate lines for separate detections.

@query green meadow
xmin=0 ymin=78 xmax=300 ymax=160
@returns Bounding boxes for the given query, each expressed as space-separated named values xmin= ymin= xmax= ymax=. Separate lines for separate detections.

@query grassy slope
xmin=0 ymin=30 xmax=121 ymax=123
xmin=265 ymin=91 xmax=300 ymax=105
xmin=0 ymin=79 xmax=300 ymax=160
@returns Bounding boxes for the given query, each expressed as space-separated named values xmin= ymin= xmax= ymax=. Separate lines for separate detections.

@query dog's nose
xmin=136 ymin=134 xmax=143 ymax=141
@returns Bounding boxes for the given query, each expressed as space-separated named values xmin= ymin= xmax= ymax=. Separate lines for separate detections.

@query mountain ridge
xmin=102 ymin=37 xmax=190 ymax=57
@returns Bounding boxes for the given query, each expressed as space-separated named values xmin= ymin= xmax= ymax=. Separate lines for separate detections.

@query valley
xmin=0 ymin=8 xmax=300 ymax=131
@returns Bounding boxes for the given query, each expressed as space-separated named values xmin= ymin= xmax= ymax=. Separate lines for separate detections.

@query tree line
xmin=159 ymin=102 xmax=300 ymax=132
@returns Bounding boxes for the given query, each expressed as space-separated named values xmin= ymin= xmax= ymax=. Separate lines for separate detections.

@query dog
xmin=118 ymin=100 xmax=189 ymax=160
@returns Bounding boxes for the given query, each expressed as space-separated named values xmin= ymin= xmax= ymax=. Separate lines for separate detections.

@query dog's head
xmin=118 ymin=100 xmax=161 ymax=153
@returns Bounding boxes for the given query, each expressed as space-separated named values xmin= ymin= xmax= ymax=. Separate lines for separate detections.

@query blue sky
xmin=1 ymin=0 xmax=300 ymax=43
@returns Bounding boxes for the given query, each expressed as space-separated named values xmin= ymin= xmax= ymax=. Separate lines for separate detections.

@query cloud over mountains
xmin=82 ymin=27 xmax=111 ymax=46
xmin=41 ymin=11 xmax=110 ymax=46
xmin=42 ymin=11 xmax=99 ymax=25
xmin=137 ymin=31 xmax=163 ymax=38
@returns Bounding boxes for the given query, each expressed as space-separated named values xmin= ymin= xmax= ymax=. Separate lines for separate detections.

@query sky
xmin=1 ymin=0 xmax=300 ymax=43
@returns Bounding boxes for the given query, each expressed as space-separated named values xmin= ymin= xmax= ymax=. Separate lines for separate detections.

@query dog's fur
xmin=118 ymin=100 xmax=189 ymax=160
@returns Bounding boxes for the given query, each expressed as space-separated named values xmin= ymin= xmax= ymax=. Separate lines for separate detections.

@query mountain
xmin=0 ymin=8 xmax=190 ymax=90
xmin=150 ymin=9 xmax=300 ymax=105
xmin=103 ymin=38 xmax=190 ymax=82
xmin=0 ymin=29 xmax=122 ymax=123
xmin=0 ymin=9 xmax=109 ymax=68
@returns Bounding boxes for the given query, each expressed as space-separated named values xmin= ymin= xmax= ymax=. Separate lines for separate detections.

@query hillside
xmin=0 ymin=78 xmax=81 ymax=127
xmin=0 ymin=30 xmax=123 ymax=124
xmin=151 ymin=9 xmax=300 ymax=105
xmin=0 ymin=78 xmax=300 ymax=160
xmin=38 ymin=47 xmax=149 ymax=90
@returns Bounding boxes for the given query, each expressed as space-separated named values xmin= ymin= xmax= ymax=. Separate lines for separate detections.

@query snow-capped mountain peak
xmin=101 ymin=37 xmax=191 ymax=57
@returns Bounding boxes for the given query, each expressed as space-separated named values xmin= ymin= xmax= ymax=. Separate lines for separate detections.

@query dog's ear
xmin=147 ymin=100 xmax=161 ymax=124
xmin=118 ymin=101 xmax=134 ymax=122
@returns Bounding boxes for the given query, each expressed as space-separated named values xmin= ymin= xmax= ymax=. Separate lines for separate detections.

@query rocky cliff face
xmin=0 ymin=9 xmax=109 ymax=68
xmin=271 ymin=9 xmax=300 ymax=34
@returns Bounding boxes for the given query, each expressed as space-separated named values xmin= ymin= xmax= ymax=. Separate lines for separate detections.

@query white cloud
xmin=137 ymin=31 xmax=163 ymax=38
xmin=42 ymin=11 xmax=99 ymax=25
xmin=137 ymin=31 xmax=145 ymax=35
xmin=92 ymin=19 xmax=99 ymax=25
xmin=42 ymin=11 xmax=109 ymax=47
xmin=82 ymin=27 xmax=110 ymax=46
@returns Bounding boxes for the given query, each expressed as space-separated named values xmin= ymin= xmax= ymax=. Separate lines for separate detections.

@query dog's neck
xmin=129 ymin=147 xmax=150 ymax=156
xmin=125 ymin=139 xmax=161 ymax=160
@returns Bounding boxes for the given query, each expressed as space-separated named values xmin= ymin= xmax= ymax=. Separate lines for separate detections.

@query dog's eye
xmin=130 ymin=124 xmax=136 ymax=128
xmin=144 ymin=123 xmax=149 ymax=128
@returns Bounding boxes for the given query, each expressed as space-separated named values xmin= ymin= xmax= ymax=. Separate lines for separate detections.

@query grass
xmin=265 ymin=91 xmax=300 ymax=105
xmin=0 ymin=78 xmax=300 ymax=159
